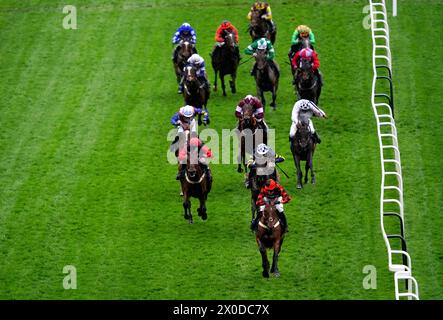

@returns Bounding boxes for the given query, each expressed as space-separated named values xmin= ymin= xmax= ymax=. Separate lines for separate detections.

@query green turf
xmin=0 ymin=0 xmax=442 ymax=299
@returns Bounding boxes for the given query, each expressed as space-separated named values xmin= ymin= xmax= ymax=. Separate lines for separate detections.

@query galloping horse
xmin=254 ymin=49 xmax=279 ymax=110
xmin=290 ymin=121 xmax=316 ymax=189
xmin=211 ymin=31 xmax=240 ymax=96
xmin=173 ymin=37 xmax=195 ymax=85
xmin=249 ymin=10 xmax=276 ymax=44
xmin=293 ymin=58 xmax=322 ymax=104
xmin=180 ymin=137 xmax=212 ymax=224
xmin=183 ymin=65 xmax=209 ymax=124
xmin=255 ymin=197 xmax=285 ymax=278
xmin=236 ymin=104 xmax=267 ymax=174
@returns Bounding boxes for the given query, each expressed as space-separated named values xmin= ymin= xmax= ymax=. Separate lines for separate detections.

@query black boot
xmin=313 ymin=132 xmax=321 ymax=144
xmin=250 ymin=211 xmax=262 ymax=232
xmin=277 ymin=210 xmax=288 ymax=233
xmin=176 ymin=164 xmax=186 ymax=180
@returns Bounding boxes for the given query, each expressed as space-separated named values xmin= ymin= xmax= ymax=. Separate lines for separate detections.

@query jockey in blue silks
xmin=172 ymin=22 xmax=198 ymax=64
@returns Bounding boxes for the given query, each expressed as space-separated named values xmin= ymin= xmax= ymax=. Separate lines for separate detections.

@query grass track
xmin=0 ymin=0 xmax=442 ymax=299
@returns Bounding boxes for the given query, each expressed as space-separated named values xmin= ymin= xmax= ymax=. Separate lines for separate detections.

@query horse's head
xmin=186 ymin=146 xmax=203 ymax=182
xmin=299 ymin=59 xmax=314 ymax=80
xmin=184 ymin=65 xmax=197 ymax=82
xmin=262 ymin=198 xmax=280 ymax=230
xmin=296 ymin=120 xmax=312 ymax=149
xmin=224 ymin=31 xmax=236 ymax=48
xmin=255 ymin=49 xmax=268 ymax=71
xmin=180 ymin=39 xmax=193 ymax=58
xmin=240 ymin=105 xmax=257 ymax=130
xmin=301 ymin=37 xmax=311 ymax=49
xmin=250 ymin=10 xmax=266 ymax=35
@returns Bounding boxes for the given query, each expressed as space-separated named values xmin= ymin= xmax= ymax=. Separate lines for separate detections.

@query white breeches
xmin=289 ymin=120 xmax=315 ymax=138
xmin=177 ymin=119 xmax=197 ymax=134
xmin=260 ymin=196 xmax=284 ymax=212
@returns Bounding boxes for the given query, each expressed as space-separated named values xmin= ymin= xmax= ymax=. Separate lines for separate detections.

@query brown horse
xmin=173 ymin=38 xmax=195 ymax=85
xmin=290 ymin=121 xmax=316 ymax=189
xmin=180 ymin=146 xmax=212 ymax=224
xmin=249 ymin=10 xmax=276 ymax=44
xmin=255 ymin=197 xmax=285 ymax=278
xmin=183 ymin=65 xmax=209 ymax=110
xmin=293 ymin=58 xmax=322 ymax=104
xmin=254 ymin=49 xmax=279 ymax=110
xmin=236 ymin=105 xmax=267 ymax=174
xmin=211 ymin=31 xmax=240 ymax=96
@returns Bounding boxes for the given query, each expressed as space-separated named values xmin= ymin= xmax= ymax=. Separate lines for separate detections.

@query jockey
xmin=289 ymin=99 xmax=326 ymax=144
xmin=291 ymin=47 xmax=322 ymax=86
xmin=212 ymin=20 xmax=240 ymax=59
xmin=179 ymin=54 xmax=210 ymax=94
xmin=288 ymin=25 xmax=316 ymax=60
xmin=245 ymin=143 xmax=285 ymax=189
xmin=235 ymin=94 xmax=268 ymax=134
xmin=177 ymin=135 xmax=213 ymax=182
xmin=244 ymin=37 xmax=278 ymax=77
xmin=172 ymin=22 xmax=197 ymax=63
xmin=247 ymin=2 xmax=276 ymax=33
xmin=252 ymin=179 xmax=291 ymax=233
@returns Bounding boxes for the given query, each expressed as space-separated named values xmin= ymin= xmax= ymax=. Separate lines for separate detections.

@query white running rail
xmin=369 ymin=0 xmax=419 ymax=300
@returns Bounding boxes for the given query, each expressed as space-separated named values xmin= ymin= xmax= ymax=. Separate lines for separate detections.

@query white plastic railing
xmin=369 ymin=0 xmax=419 ymax=300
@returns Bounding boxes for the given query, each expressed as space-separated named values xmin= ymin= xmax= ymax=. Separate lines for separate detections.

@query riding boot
xmin=277 ymin=210 xmax=289 ymax=233
xmin=251 ymin=211 xmax=263 ymax=232
xmin=313 ymin=131 xmax=322 ymax=144
xmin=176 ymin=164 xmax=186 ymax=180
xmin=245 ymin=171 xmax=253 ymax=189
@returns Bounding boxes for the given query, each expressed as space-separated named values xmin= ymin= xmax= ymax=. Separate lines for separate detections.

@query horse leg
xmin=213 ymin=69 xmax=218 ymax=92
xmin=294 ymin=154 xmax=303 ymax=189
xmin=251 ymin=193 xmax=257 ymax=223
xmin=270 ymin=86 xmax=277 ymax=110
xmin=270 ymin=239 xmax=282 ymax=277
xmin=199 ymin=197 xmax=208 ymax=220
xmin=230 ymin=72 xmax=237 ymax=94
xmin=221 ymin=73 xmax=226 ymax=96
xmin=257 ymin=238 xmax=269 ymax=278
xmin=237 ymin=137 xmax=244 ymax=173
xmin=309 ymin=150 xmax=316 ymax=184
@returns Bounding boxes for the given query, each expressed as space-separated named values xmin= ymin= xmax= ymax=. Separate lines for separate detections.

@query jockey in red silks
xmin=235 ymin=94 xmax=268 ymax=134
xmin=252 ymin=179 xmax=291 ymax=233
xmin=176 ymin=136 xmax=213 ymax=182
xmin=211 ymin=20 xmax=240 ymax=61
xmin=291 ymin=47 xmax=323 ymax=86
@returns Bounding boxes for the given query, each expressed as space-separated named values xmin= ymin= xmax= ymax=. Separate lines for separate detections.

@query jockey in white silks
xmin=289 ymin=99 xmax=327 ymax=144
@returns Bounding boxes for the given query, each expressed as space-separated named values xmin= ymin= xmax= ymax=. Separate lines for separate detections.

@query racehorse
xmin=293 ymin=58 xmax=322 ymax=104
xmin=180 ymin=136 xmax=212 ymax=224
xmin=236 ymin=104 xmax=267 ymax=174
xmin=211 ymin=31 xmax=240 ymax=96
xmin=173 ymin=38 xmax=195 ymax=85
xmin=289 ymin=37 xmax=313 ymax=68
xmin=254 ymin=49 xmax=279 ymax=110
xmin=255 ymin=197 xmax=285 ymax=278
xmin=249 ymin=10 xmax=276 ymax=44
xmin=289 ymin=121 xmax=316 ymax=189
xmin=183 ymin=65 xmax=209 ymax=124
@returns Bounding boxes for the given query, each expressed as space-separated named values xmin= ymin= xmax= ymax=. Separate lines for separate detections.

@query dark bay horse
xmin=249 ymin=10 xmax=276 ymax=44
xmin=211 ymin=31 xmax=240 ymax=96
xmin=254 ymin=49 xmax=279 ymax=110
xmin=255 ymin=197 xmax=285 ymax=278
xmin=293 ymin=58 xmax=322 ymax=104
xmin=290 ymin=121 xmax=316 ymax=189
xmin=173 ymin=38 xmax=195 ymax=85
xmin=180 ymin=146 xmax=212 ymax=224
xmin=236 ymin=105 xmax=267 ymax=174
xmin=183 ymin=65 xmax=209 ymax=124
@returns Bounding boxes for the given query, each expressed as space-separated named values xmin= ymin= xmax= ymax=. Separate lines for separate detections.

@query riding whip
xmin=276 ymin=163 xmax=290 ymax=179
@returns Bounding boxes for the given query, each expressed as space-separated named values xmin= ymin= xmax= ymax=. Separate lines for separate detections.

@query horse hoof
xmin=297 ymin=184 xmax=302 ymax=189
xmin=201 ymin=213 xmax=207 ymax=220
xmin=180 ymin=191 xmax=183 ymax=196
xmin=223 ymin=92 xmax=227 ymax=97
xmin=273 ymin=272 xmax=280 ymax=278
xmin=237 ymin=168 xmax=243 ymax=173
xmin=312 ymin=179 xmax=316 ymax=184
xmin=262 ymin=271 xmax=269 ymax=278
xmin=213 ymin=86 xmax=217 ymax=92
xmin=184 ymin=214 xmax=189 ymax=220
xmin=189 ymin=219 xmax=194 ymax=224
